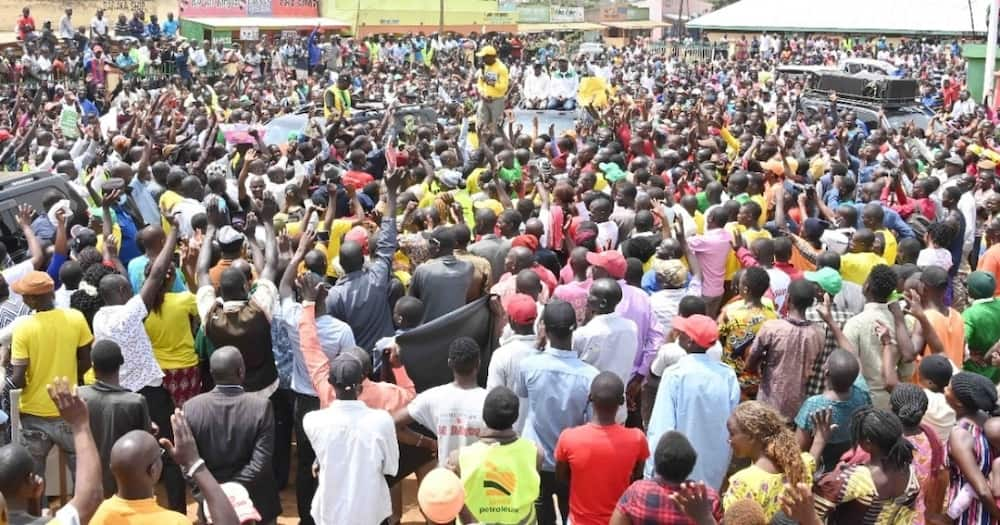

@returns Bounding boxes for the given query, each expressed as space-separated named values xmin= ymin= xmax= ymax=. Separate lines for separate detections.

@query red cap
xmin=0 ymin=129 xmax=12 ymax=142
xmin=505 ymin=293 xmax=537 ymax=325
xmin=585 ymin=250 xmax=626 ymax=279
xmin=511 ymin=234 xmax=539 ymax=252
xmin=672 ymin=314 xmax=719 ymax=349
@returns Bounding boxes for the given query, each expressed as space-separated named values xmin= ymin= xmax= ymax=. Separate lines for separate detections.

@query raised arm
xmin=257 ymin=195 xmax=279 ymax=283
xmin=197 ymin=201 xmax=225 ymax=288
xmin=49 ymin=378 xmax=104 ymax=524
xmin=298 ymin=278 xmax=335 ymax=406
xmin=139 ymin=214 xmax=179 ymax=310
xmin=280 ymin=230 xmax=315 ymax=300
xmin=161 ymin=409 xmax=240 ymax=525
xmin=15 ymin=204 xmax=43 ymax=270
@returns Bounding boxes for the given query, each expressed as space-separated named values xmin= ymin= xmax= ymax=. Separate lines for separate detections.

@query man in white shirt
xmin=189 ymin=42 xmax=209 ymax=70
xmin=90 ymin=9 xmax=108 ymax=39
xmin=486 ymin=294 xmax=540 ymax=433
xmin=951 ymin=90 xmax=976 ymax=119
xmin=572 ymin=278 xmax=638 ymax=422
xmin=59 ymin=8 xmax=74 ymax=39
xmin=522 ymin=62 xmax=550 ymax=110
xmin=393 ymin=337 xmax=487 ymax=465
xmin=548 ymin=57 xmax=578 ymax=111
xmin=304 ymin=353 xmax=398 ymax=525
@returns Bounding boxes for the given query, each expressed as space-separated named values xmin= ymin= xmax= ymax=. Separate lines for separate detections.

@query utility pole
xmin=985 ymin=0 xmax=999 ymax=104
xmin=439 ymin=0 xmax=445 ymax=33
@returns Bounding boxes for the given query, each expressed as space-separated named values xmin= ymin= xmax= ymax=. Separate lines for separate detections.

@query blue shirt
xmin=162 ymin=19 xmax=178 ymax=36
xmin=516 ymin=346 xmax=599 ymax=471
xmin=278 ymin=297 xmax=356 ymax=397
xmin=794 ymin=385 xmax=872 ymax=445
xmin=853 ymin=200 xmax=915 ymax=239
xmin=130 ymin=177 xmax=161 ymax=227
xmin=111 ymin=206 xmax=141 ymax=267
xmin=127 ymin=254 xmax=187 ymax=294
xmin=645 ymin=353 xmax=739 ymax=489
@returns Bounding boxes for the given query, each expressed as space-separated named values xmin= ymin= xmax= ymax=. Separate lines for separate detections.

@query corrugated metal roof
xmin=687 ymin=0 xmax=990 ymax=35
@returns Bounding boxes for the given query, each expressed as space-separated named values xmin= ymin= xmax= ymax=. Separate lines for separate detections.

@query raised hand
xmin=159 ymin=409 xmax=201 ymax=471
xmin=670 ymin=481 xmax=715 ymax=524
xmin=47 ymin=377 xmax=88 ymax=430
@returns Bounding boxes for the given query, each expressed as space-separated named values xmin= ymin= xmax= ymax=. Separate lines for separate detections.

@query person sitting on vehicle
xmin=548 ymin=57 xmax=578 ymax=111
xmin=523 ymin=62 xmax=550 ymax=110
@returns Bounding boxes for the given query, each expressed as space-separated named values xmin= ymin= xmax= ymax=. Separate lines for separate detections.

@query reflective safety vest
xmin=323 ymin=85 xmax=351 ymax=120
xmin=459 ymin=438 xmax=539 ymax=525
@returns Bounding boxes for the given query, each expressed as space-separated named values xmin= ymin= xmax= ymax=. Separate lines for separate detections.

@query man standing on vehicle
xmin=475 ymin=45 xmax=509 ymax=136
xmin=324 ymin=73 xmax=352 ymax=120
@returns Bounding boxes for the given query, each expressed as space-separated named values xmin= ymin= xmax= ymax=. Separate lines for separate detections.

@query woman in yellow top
xmin=719 ymin=267 xmax=778 ymax=399
xmin=724 ymin=401 xmax=818 ymax=521
xmin=143 ymin=262 xmax=201 ymax=408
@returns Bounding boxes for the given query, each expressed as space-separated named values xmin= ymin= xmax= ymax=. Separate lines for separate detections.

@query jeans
xmin=139 ymin=385 xmax=185 ymax=512
xmin=271 ymin=388 xmax=293 ymax=491
xmin=546 ymin=98 xmax=576 ymax=111
xmin=20 ymin=414 xmax=76 ymax=478
xmin=294 ymin=393 xmax=320 ymax=525
xmin=536 ymin=470 xmax=569 ymax=525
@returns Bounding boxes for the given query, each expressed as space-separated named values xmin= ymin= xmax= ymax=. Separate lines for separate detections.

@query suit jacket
xmin=183 ymin=385 xmax=280 ymax=521
xmin=78 ymin=381 xmax=151 ymax=497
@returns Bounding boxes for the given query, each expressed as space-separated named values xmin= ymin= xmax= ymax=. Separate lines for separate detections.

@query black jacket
xmin=183 ymin=385 xmax=280 ymax=522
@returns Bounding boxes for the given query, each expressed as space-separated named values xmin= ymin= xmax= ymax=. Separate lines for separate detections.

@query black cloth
xmin=397 ymin=295 xmax=496 ymax=393
xmin=294 ymin=393 xmax=320 ymax=525
xmin=78 ymin=381 xmax=151 ymax=498
xmin=183 ymin=385 xmax=281 ymax=522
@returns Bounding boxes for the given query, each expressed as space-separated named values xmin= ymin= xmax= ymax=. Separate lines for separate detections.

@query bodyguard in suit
xmin=183 ymin=345 xmax=281 ymax=523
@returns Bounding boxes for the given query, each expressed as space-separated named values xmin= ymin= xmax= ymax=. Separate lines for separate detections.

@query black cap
xmin=328 ymin=354 xmax=364 ymax=390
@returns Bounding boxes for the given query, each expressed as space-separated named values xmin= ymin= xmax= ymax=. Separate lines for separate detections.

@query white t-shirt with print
xmin=407 ymin=382 xmax=487 ymax=465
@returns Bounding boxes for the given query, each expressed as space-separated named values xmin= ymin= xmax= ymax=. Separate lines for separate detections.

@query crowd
xmin=0 ymin=5 xmax=998 ymax=525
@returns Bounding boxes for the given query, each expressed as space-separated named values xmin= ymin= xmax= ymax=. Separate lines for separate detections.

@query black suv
xmin=0 ymin=171 xmax=89 ymax=261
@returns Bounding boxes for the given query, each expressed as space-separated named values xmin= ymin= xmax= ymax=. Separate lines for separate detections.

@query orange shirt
xmin=911 ymin=307 xmax=965 ymax=382
xmin=977 ymin=243 xmax=1000 ymax=296
xmin=299 ymin=303 xmax=414 ymax=410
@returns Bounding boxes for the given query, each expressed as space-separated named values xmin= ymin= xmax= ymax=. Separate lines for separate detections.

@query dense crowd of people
xmin=0 ymin=6 xmax=999 ymax=525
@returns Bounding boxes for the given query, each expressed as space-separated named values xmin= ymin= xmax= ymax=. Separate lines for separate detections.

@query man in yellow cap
xmin=475 ymin=45 xmax=509 ymax=136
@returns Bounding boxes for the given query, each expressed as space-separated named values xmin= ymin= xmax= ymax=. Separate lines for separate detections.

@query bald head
xmin=109 ymin=430 xmax=161 ymax=491
xmin=98 ymin=273 xmax=132 ymax=306
xmin=340 ymin=240 xmax=364 ymax=274
xmin=303 ymin=250 xmax=327 ymax=276
xmin=210 ymin=346 xmax=245 ymax=385
xmin=137 ymin=226 xmax=167 ymax=256
xmin=590 ymin=371 xmax=625 ymax=409
xmin=507 ymin=246 xmax=535 ymax=274
xmin=588 ymin=277 xmax=622 ymax=315
xmin=515 ymin=269 xmax=542 ymax=299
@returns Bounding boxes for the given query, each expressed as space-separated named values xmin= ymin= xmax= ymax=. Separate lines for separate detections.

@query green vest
xmin=459 ymin=438 xmax=539 ymax=525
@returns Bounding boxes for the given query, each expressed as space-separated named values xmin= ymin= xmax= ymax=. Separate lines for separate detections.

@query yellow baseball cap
xmin=476 ymin=45 xmax=497 ymax=57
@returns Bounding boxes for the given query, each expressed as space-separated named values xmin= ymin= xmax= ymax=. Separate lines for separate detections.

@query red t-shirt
xmin=343 ymin=170 xmax=374 ymax=190
xmin=554 ymin=423 xmax=649 ymax=525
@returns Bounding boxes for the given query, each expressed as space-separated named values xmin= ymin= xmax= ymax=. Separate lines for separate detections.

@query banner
xmin=179 ymin=0 xmax=318 ymax=18
xmin=239 ymin=27 xmax=259 ymax=40
xmin=549 ymin=6 xmax=584 ymax=23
